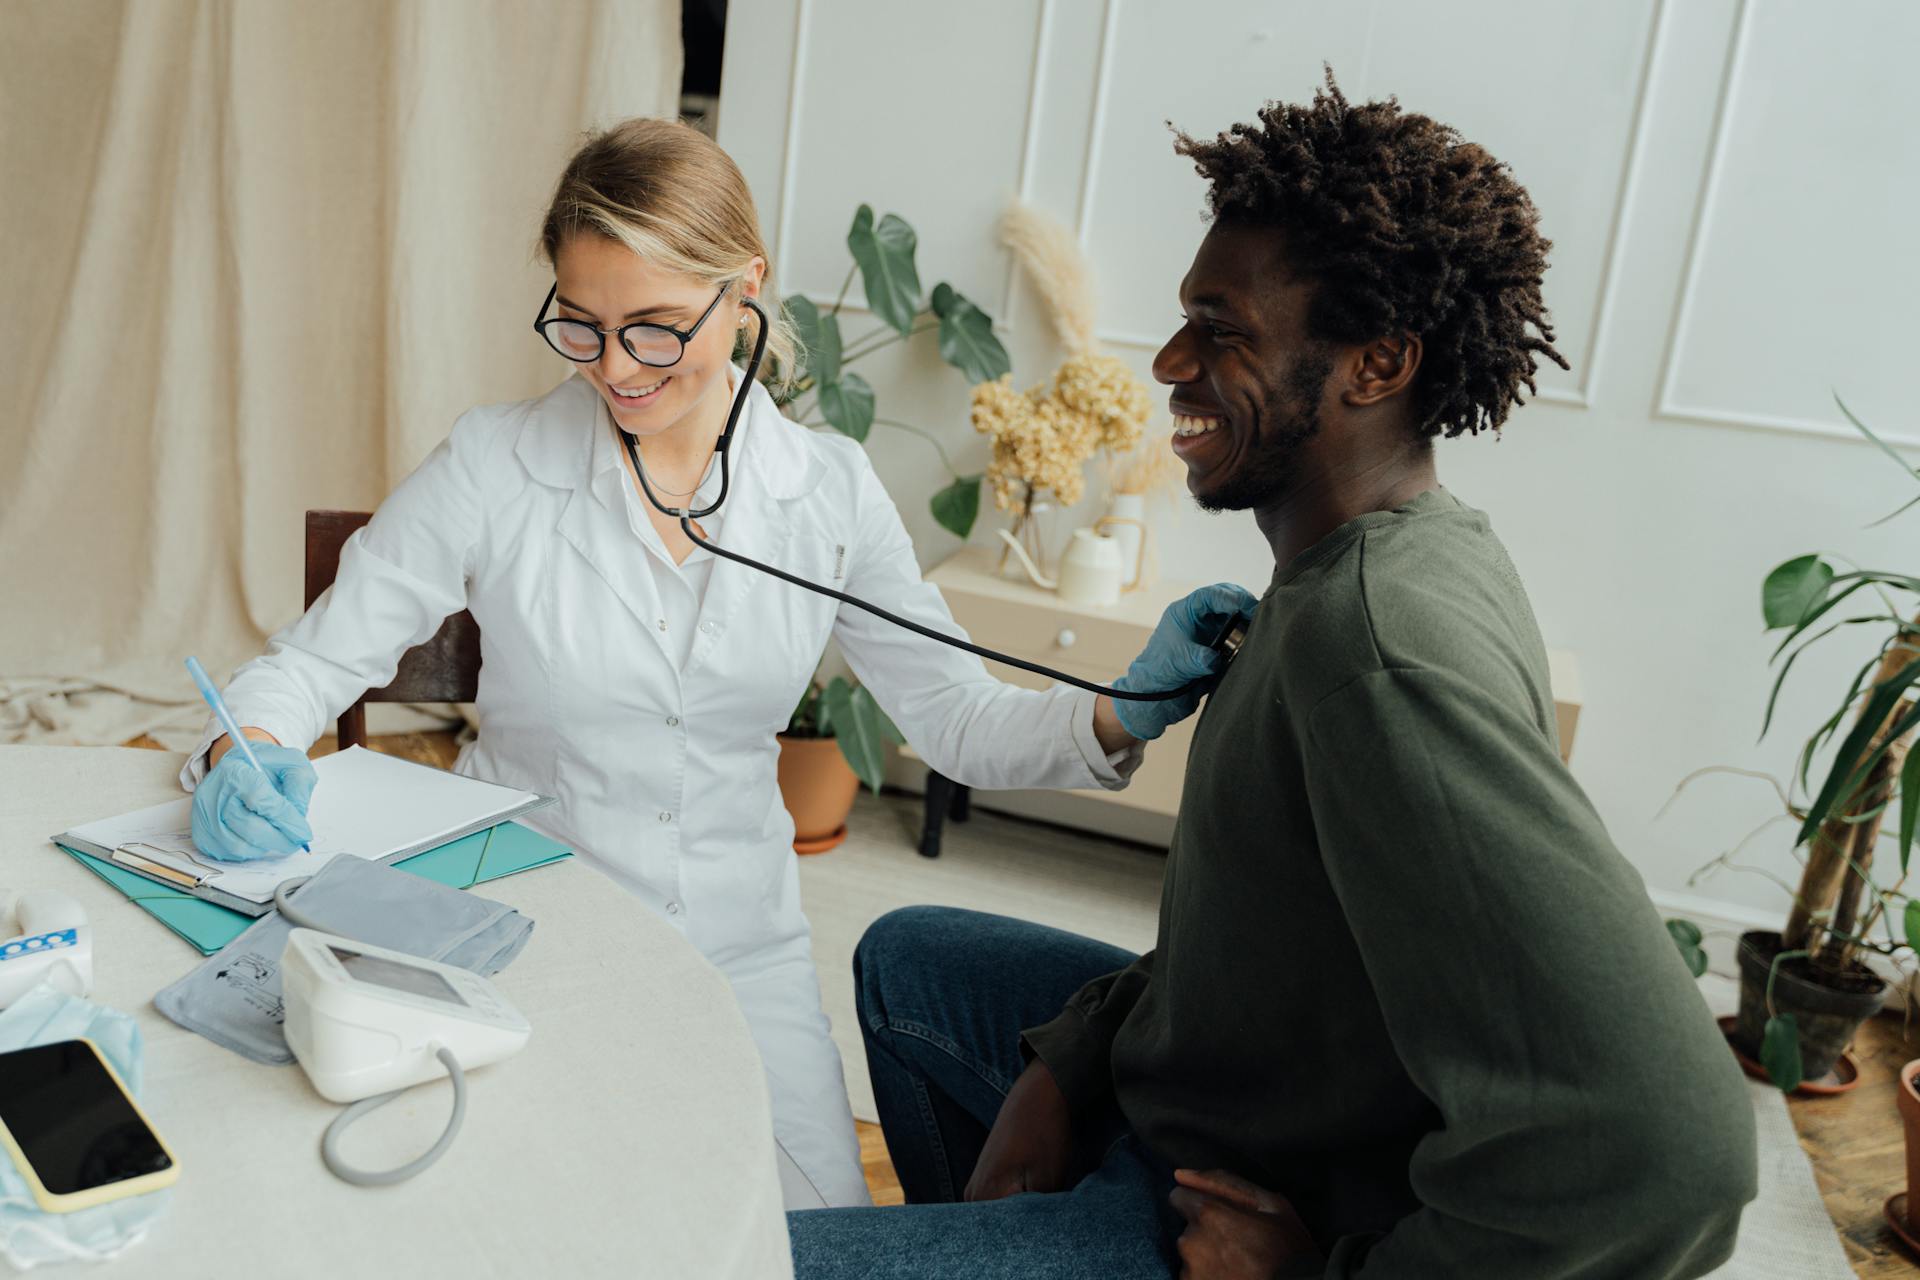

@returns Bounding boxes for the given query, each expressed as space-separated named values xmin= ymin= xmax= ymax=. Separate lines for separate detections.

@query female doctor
xmin=180 ymin=118 xmax=1247 ymax=1210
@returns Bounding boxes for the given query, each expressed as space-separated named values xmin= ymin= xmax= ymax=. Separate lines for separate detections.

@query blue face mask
xmin=0 ymin=985 xmax=171 ymax=1269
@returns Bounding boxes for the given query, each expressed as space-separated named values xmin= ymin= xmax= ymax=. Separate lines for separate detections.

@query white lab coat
xmin=181 ymin=372 xmax=1138 ymax=1208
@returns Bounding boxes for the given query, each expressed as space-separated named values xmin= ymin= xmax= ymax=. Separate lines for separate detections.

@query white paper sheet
xmin=61 ymin=746 xmax=541 ymax=903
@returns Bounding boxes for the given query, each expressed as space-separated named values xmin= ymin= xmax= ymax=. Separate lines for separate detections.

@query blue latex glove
xmin=1111 ymin=583 xmax=1259 ymax=741
xmin=189 ymin=742 xmax=318 ymax=862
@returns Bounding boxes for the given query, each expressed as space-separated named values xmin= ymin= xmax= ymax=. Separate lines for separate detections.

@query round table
xmin=0 ymin=746 xmax=793 ymax=1279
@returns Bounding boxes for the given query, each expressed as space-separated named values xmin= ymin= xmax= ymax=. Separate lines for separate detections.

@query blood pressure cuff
xmin=154 ymin=855 xmax=534 ymax=1066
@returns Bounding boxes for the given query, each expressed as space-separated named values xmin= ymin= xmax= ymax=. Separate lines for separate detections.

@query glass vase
xmin=997 ymin=484 xmax=1054 ymax=581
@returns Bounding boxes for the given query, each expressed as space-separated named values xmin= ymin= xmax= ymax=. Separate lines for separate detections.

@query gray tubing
xmin=272 ymin=875 xmax=325 ymax=931
xmin=319 ymin=1045 xmax=467 ymax=1186
xmin=273 ymin=879 xmax=468 ymax=1186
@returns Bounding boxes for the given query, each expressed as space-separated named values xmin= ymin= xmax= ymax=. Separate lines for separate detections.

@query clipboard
xmin=51 ymin=746 xmax=560 ymax=918
xmin=57 ymin=819 xmax=573 ymax=955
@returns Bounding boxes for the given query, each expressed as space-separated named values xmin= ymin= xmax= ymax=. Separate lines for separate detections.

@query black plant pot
xmin=1734 ymin=929 xmax=1886 ymax=1080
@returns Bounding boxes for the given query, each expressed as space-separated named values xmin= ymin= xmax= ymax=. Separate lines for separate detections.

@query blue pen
xmin=185 ymin=656 xmax=309 ymax=852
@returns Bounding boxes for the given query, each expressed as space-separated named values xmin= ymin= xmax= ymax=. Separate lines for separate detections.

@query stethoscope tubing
xmin=617 ymin=295 xmax=1197 ymax=704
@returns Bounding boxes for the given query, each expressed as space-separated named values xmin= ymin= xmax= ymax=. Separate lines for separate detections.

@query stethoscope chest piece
xmin=1208 ymin=615 xmax=1249 ymax=666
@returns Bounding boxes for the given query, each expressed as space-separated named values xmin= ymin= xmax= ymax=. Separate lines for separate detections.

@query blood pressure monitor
xmin=282 ymin=928 xmax=530 ymax=1105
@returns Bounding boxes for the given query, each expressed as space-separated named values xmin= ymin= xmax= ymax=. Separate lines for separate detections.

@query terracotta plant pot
xmin=1889 ymin=1060 xmax=1920 ymax=1252
xmin=776 ymin=734 xmax=860 ymax=854
xmin=1734 ymin=930 xmax=1886 ymax=1080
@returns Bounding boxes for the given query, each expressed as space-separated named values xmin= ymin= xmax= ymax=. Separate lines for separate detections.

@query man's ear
xmin=1342 ymin=333 xmax=1422 ymax=407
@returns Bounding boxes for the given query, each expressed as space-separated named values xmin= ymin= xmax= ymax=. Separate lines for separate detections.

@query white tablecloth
xmin=0 ymin=746 xmax=793 ymax=1279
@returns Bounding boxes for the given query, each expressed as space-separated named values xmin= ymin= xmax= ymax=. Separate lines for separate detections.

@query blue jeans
xmin=788 ymin=906 xmax=1181 ymax=1279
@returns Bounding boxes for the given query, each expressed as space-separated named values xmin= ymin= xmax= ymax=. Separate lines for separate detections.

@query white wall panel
xmin=1659 ymin=0 xmax=1919 ymax=442
xmin=1082 ymin=0 xmax=1661 ymax=410
xmin=774 ymin=0 xmax=1045 ymax=311
xmin=722 ymin=0 xmax=1920 ymax=926
xmin=1078 ymin=1 xmax=1374 ymax=355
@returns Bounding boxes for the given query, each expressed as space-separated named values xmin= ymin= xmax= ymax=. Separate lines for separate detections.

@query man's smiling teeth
xmin=1173 ymin=414 xmax=1222 ymax=437
xmin=612 ymin=377 xmax=668 ymax=400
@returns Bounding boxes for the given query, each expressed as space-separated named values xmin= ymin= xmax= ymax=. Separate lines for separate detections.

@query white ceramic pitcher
xmin=997 ymin=526 xmax=1124 ymax=607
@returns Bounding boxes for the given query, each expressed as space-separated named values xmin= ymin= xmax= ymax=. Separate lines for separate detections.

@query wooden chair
xmin=305 ymin=510 xmax=480 ymax=750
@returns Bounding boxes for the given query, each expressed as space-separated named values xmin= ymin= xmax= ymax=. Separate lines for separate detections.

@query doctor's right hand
xmin=190 ymin=743 xmax=318 ymax=862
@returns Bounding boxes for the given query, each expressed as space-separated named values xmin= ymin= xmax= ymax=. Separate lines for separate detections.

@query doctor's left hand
xmin=190 ymin=743 xmax=318 ymax=862
xmin=1108 ymin=583 xmax=1258 ymax=741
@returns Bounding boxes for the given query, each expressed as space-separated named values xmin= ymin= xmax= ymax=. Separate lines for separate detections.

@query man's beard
xmin=1195 ymin=350 xmax=1333 ymax=513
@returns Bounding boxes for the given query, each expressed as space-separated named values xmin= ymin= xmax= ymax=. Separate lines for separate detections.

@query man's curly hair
xmin=1174 ymin=71 xmax=1569 ymax=439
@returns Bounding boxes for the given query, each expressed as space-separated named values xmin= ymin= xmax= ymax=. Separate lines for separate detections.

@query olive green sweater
xmin=1024 ymin=490 xmax=1756 ymax=1277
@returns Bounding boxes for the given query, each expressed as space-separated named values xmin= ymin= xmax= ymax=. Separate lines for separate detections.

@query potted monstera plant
xmin=776 ymin=203 xmax=1010 ymax=540
xmin=1670 ymin=399 xmax=1920 ymax=1092
xmin=769 ymin=203 xmax=1005 ymax=851
xmin=776 ymin=677 xmax=902 ymax=854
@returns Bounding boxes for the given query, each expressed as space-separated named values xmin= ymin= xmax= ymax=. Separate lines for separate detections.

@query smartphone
xmin=0 ymin=1039 xmax=178 ymax=1212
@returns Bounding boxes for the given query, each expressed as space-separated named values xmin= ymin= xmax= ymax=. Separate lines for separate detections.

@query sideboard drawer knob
xmin=1056 ymin=628 xmax=1077 ymax=649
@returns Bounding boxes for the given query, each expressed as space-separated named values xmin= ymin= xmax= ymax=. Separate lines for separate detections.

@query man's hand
xmin=1169 ymin=1168 xmax=1321 ymax=1279
xmin=964 ymin=1058 xmax=1086 ymax=1202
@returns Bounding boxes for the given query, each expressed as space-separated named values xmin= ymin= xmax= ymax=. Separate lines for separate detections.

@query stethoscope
xmin=616 ymin=296 xmax=1244 ymax=704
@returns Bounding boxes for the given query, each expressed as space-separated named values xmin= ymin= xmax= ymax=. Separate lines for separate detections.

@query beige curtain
xmin=0 ymin=0 xmax=681 ymax=746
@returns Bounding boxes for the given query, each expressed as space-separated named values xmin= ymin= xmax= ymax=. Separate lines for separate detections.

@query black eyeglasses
xmin=533 ymin=284 xmax=729 ymax=366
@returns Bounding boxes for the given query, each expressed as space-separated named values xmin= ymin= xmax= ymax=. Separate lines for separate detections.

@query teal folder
xmin=58 ymin=820 xmax=572 ymax=955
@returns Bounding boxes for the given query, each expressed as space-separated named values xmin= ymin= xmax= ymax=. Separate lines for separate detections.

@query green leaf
xmin=1794 ymin=645 xmax=1895 ymax=791
xmin=930 ymin=474 xmax=982 ymax=539
xmin=929 ymin=283 xmax=1011 ymax=384
xmin=847 ymin=205 xmax=922 ymax=337
xmin=1760 ymin=1013 xmax=1803 ymax=1092
xmin=788 ymin=681 xmax=822 ymax=735
xmin=818 ymin=372 xmax=876 ymax=442
xmin=1770 ymin=578 xmax=1875 ymax=660
xmin=785 ymin=296 xmax=841 ymax=384
xmin=826 ymin=682 xmax=893 ymax=795
xmin=1797 ymin=659 xmax=1920 ymax=846
xmin=1834 ymin=392 xmax=1920 ymax=484
xmin=1904 ymin=899 xmax=1920 ymax=953
xmin=813 ymin=677 xmax=844 ymax=738
xmin=1868 ymin=491 xmax=1920 ymax=528
xmin=1761 ymin=615 xmax=1905 ymax=739
xmin=786 ymin=296 xmax=820 ymax=376
xmin=1664 ymin=919 xmax=1707 ymax=977
xmin=810 ymin=314 xmax=843 ymax=384
xmin=1762 ymin=555 xmax=1834 ymax=629
xmin=1902 ymin=747 xmax=1920 ymax=874
xmin=1836 ymin=569 xmax=1920 ymax=593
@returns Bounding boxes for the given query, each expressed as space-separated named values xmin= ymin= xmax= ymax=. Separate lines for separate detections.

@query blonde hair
xmin=540 ymin=118 xmax=800 ymax=393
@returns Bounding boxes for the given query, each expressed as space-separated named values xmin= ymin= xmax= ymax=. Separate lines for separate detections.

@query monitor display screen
xmin=328 ymin=946 xmax=467 ymax=1006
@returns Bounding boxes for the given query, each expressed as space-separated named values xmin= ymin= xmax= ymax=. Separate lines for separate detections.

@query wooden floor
xmin=858 ymin=1117 xmax=905 ymax=1207
xmin=1792 ymin=1009 xmax=1920 ymax=1276
xmin=129 ymin=730 xmax=1920 ymax=1262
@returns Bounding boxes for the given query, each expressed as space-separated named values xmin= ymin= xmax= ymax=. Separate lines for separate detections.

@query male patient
xmin=789 ymin=75 xmax=1757 ymax=1278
